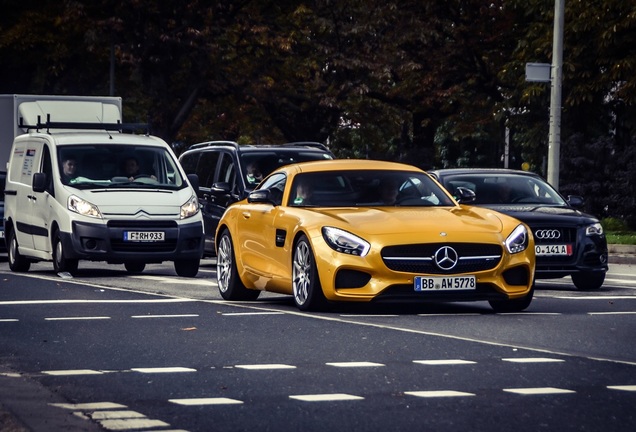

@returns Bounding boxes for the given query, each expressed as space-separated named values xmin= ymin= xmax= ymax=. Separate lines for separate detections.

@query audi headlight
xmin=322 ymin=227 xmax=370 ymax=257
xmin=586 ymin=223 xmax=603 ymax=236
xmin=181 ymin=194 xmax=200 ymax=219
xmin=68 ymin=195 xmax=102 ymax=219
xmin=505 ymin=224 xmax=529 ymax=254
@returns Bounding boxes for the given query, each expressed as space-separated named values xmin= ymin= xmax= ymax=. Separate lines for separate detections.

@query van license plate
xmin=414 ymin=276 xmax=476 ymax=291
xmin=124 ymin=231 xmax=165 ymax=242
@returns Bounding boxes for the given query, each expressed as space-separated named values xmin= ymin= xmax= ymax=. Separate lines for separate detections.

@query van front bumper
xmin=61 ymin=220 xmax=204 ymax=263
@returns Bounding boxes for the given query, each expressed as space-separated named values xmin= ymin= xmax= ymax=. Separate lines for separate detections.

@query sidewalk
xmin=609 ymin=244 xmax=636 ymax=265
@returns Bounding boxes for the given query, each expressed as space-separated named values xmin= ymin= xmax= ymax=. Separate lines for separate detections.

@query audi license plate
xmin=414 ymin=276 xmax=476 ymax=291
xmin=535 ymin=244 xmax=572 ymax=256
xmin=124 ymin=231 xmax=165 ymax=242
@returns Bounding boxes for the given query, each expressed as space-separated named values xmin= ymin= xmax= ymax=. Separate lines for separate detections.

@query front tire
xmin=174 ymin=259 xmax=200 ymax=278
xmin=489 ymin=284 xmax=534 ymax=313
xmin=8 ymin=229 xmax=30 ymax=272
xmin=571 ymin=271 xmax=605 ymax=290
xmin=292 ymin=235 xmax=328 ymax=311
xmin=53 ymin=230 xmax=78 ymax=274
xmin=216 ymin=230 xmax=260 ymax=300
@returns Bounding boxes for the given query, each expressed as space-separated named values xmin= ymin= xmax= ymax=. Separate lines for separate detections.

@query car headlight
xmin=505 ymin=224 xmax=529 ymax=254
xmin=322 ymin=227 xmax=370 ymax=257
xmin=68 ymin=195 xmax=102 ymax=219
xmin=586 ymin=223 xmax=603 ymax=236
xmin=181 ymin=194 xmax=200 ymax=219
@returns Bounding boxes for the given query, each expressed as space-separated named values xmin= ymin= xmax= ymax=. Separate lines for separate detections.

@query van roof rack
xmin=19 ymin=114 xmax=150 ymax=135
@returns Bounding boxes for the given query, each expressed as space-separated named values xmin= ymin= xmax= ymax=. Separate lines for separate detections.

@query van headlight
xmin=322 ymin=227 xmax=370 ymax=257
xmin=505 ymin=224 xmax=529 ymax=254
xmin=68 ymin=195 xmax=102 ymax=219
xmin=181 ymin=194 xmax=200 ymax=219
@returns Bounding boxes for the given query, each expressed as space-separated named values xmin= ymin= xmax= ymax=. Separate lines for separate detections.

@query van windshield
xmin=58 ymin=145 xmax=187 ymax=190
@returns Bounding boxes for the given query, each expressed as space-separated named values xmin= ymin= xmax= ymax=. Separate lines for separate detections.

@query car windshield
xmin=57 ymin=145 xmax=187 ymax=190
xmin=286 ymin=170 xmax=455 ymax=207
xmin=443 ymin=174 xmax=567 ymax=205
xmin=242 ymin=151 xmax=333 ymax=187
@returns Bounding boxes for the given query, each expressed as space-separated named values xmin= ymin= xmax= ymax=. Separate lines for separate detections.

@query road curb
xmin=608 ymin=244 xmax=636 ymax=265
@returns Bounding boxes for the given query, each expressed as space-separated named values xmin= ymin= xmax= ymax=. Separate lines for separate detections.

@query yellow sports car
xmin=216 ymin=160 xmax=535 ymax=312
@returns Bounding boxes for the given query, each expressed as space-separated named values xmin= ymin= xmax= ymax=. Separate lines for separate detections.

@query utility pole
xmin=547 ymin=0 xmax=564 ymax=189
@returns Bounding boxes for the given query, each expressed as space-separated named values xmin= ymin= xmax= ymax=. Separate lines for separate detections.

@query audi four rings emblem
xmin=434 ymin=246 xmax=459 ymax=270
xmin=535 ymin=229 xmax=561 ymax=240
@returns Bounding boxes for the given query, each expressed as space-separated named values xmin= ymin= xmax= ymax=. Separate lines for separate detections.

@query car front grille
xmin=381 ymin=243 xmax=502 ymax=275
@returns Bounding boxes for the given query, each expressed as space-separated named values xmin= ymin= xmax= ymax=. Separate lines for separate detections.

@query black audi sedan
xmin=429 ymin=168 xmax=608 ymax=290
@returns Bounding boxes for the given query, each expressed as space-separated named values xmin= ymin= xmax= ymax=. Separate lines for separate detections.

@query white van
xmin=4 ymin=100 xmax=204 ymax=277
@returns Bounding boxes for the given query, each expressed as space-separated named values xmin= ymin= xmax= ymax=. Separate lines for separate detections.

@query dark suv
xmin=429 ymin=168 xmax=608 ymax=290
xmin=179 ymin=141 xmax=334 ymax=256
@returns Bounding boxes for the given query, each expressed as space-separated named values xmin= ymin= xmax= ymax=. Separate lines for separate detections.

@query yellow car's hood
xmin=310 ymin=206 xmax=506 ymax=235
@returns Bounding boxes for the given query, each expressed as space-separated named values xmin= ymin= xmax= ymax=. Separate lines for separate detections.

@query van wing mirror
xmin=33 ymin=172 xmax=47 ymax=193
xmin=187 ymin=174 xmax=200 ymax=194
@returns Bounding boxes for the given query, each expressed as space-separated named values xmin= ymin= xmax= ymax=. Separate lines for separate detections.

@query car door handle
xmin=242 ymin=211 xmax=251 ymax=219
xmin=27 ymin=195 xmax=37 ymax=201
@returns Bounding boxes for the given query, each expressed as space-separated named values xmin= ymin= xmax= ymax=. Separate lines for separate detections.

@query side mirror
xmin=454 ymin=186 xmax=476 ymax=204
xmin=247 ymin=189 xmax=275 ymax=205
xmin=187 ymin=173 xmax=200 ymax=194
xmin=33 ymin=172 xmax=47 ymax=193
xmin=567 ymin=195 xmax=584 ymax=209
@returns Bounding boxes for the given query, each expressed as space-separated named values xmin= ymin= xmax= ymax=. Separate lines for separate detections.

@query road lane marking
xmin=222 ymin=312 xmax=285 ymax=316
xmin=326 ymin=362 xmax=385 ymax=367
xmin=99 ymin=418 xmax=170 ymax=430
xmin=607 ymin=385 xmax=636 ymax=392
xmin=169 ymin=397 xmax=243 ymax=405
xmin=0 ymin=299 xmax=198 ymax=305
xmin=131 ymin=367 xmax=196 ymax=373
xmin=90 ymin=410 xmax=145 ymax=420
xmin=502 ymin=358 xmax=565 ymax=363
xmin=405 ymin=390 xmax=475 ymax=398
xmin=131 ymin=314 xmax=199 ymax=318
xmin=503 ymin=387 xmax=575 ymax=395
xmin=43 ymin=369 xmax=104 ymax=376
xmin=289 ymin=393 xmax=364 ymax=402
xmin=587 ymin=311 xmax=636 ymax=315
xmin=45 ymin=316 xmax=110 ymax=320
xmin=0 ymin=319 xmax=19 ymax=322
xmin=235 ymin=364 xmax=296 ymax=370
xmin=413 ymin=359 xmax=476 ymax=365
xmin=50 ymin=402 xmax=127 ymax=410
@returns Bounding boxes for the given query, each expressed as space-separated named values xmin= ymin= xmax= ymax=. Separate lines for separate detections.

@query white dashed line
xmin=326 ymin=362 xmax=385 ymax=367
xmin=222 ymin=312 xmax=285 ymax=316
xmin=234 ymin=364 xmax=297 ymax=370
xmin=607 ymin=385 xmax=636 ymax=392
xmin=289 ymin=393 xmax=364 ymax=402
xmin=43 ymin=369 xmax=104 ymax=376
xmin=131 ymin=314 xmax=199 ymax=318
xmin=99 ymin=418 xmax=170 ymax=430
xmin=45 ymin=316 xmax=111 ymax=321
xmin=169 ymin=397 xmax=243 ymax=405
xmin=502 ymin=357 xmax=565 ymax=363
xmin=51 ymin=402 xmax=127 ymax=410
xmin=0 ymin=319 xmax=19 ymax=322
xmin=90 ymin=410 xmax=146 ymax=420
xmin=587 ymin=311 xmax=636 ymax=315
xmin=503 ymin=387 xmax=575 ymax=395
xmin=405 ymin=390 xmax=475 ymax=398
xmin=131 ymin=367 xmax=197 ymax=373
xmin=413 ymin=359 xmax=476 ymax=365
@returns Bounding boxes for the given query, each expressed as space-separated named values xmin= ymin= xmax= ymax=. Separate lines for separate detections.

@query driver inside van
xmin=61 ymin=155 xmax=79 ymax=184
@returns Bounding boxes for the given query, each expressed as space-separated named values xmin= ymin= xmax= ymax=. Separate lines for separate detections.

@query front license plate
xmin=535 ymin=244 xmax=572 ymax=256
xmin=123 ymin=231 xmax=165 ymax=242
xmin=414 ymin=276 xmax=476 ymax=291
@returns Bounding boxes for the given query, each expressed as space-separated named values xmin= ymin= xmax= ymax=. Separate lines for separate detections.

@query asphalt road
xmin=1 ymin=258 xmax=635 ymax=432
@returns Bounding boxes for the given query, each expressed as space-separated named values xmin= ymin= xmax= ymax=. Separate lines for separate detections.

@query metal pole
xmin=547 ymin=0 xmax=564 ymax=188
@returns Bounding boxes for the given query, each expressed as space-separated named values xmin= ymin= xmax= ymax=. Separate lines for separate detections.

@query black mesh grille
xmin=107 ymin=220 xmax=178 ymax=228
xmin=381 ymin=243 xmax=502 ymax=275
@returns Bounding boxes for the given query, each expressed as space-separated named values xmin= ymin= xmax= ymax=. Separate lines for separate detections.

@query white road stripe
xmin=51 ymin=402 xmax=127 ymax=410
xmin=90 ymin=410 xmax=145 ymax=420
xmin=289 ymin=393 xmax=364 ymax=402
xmin=131 ymin=314 xmax=199 ymax=318
xmin=607 ymin=385 xmax=636 ymax=391
xmin=0 ymin=319 xmax=19 ymax=322
xmin=502 ymin=358 xmax=565 ymax=363
xmin=235 ymin=364 xmax=296 ymax=370
xmin=326 ymin=362 xmax=385 ymax=367
xmin=131 ymin=367 xmax=196 ymax=373
xmin=43 ymin=369 xmax=104 ymax=376
xmin=587 ymin=311 xmax=636 ymax=315
xmin=222 ymin=312 xmax=285 ymax=316
xmin=98 ymin=418 xmax=170 ymax=430
xmin=45 ymin=316 xmax=110 ymax=321
xmin=169 ymin=397 xmax=243 ymax=405
xmin=413 ymin=359 xmax=476 ymax=365
xmin=503 ymin=387 xmax=575 ymax=395
xmin=405 ymin=390 xmax=475 ymax=398
xmin=0 ymin=299 xmax=197 ymax=305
